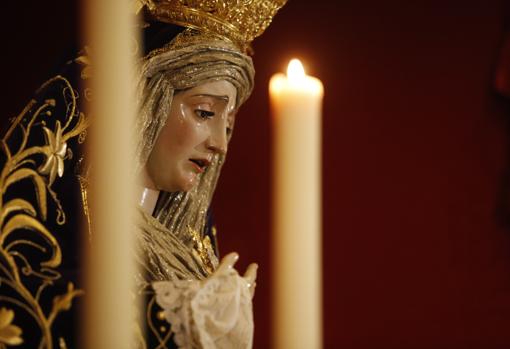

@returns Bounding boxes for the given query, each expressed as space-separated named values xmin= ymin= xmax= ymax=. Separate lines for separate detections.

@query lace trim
xmin=153 ymin=266 xmax=253 ymax=349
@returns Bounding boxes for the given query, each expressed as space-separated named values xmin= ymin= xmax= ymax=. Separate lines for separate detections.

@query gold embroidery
xmin=0 ymin=76 xmax=88 ymax=348
xmin=39 ymin=121 xmax=67 ymax=186
xmin=58 ymin=337 xmax=68 ymax=349
xmin=146 ymin=295 xmax=173 ymax=347
xmin=0 ymin=307 xmax=23 ymax=346
xmin=156 ymin=310 xmax=165 ymax=321
xmin=77 ymin=167 xmax=93 ymax=242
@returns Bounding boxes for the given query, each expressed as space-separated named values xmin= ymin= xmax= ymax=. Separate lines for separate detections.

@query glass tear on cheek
xmin=178 ymin=103 xmax=187 ymax=122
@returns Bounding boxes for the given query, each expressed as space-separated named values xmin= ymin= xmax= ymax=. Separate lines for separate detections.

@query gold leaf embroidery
xmin=0 ymin=308 xmax=23 ymax=346
xmin=0 ymin=76 xmax=88 ymax=348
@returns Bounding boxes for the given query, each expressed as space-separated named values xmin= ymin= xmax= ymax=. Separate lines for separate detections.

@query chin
xmin=174 ymin=175 xmax=198 ymax=192
xmin=156 ymin=171 xmax=198 ymax=193
xmin=175 ymin=183 xmax=194 ymax=192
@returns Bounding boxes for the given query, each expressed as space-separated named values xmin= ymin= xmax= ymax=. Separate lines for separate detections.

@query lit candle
xmin=84 ymin=1 xmax=138 ymax=347
xmin=270 ymin=59 xmax=324 ymax=349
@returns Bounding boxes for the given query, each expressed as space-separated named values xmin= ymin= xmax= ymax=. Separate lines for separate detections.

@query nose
xmin=206 ymin=123 xmax=228 ymax=155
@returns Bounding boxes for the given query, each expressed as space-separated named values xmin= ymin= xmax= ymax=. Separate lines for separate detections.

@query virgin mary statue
xmin=0 ymin=0 xmax=287 ymax=348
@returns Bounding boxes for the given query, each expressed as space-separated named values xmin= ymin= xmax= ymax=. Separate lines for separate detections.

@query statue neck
xmin=137 ymin=187 xmax=159 ymax=215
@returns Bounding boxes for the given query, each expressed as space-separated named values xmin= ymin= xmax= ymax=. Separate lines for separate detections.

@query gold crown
xmin=137 ymin=0 xmax=288 ymax=51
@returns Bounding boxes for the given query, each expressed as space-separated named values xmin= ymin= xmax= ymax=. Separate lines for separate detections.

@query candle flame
xmin=287 ymin=59 xmax=305 ymax=82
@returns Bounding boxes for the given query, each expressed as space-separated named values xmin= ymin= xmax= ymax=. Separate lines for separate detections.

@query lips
xmin=189 ymin=158 xmax=211 ymax=173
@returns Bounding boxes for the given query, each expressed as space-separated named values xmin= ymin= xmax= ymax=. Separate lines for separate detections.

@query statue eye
xmin=226 ymin=127 xmax=233 ymax=136
xmin=195 ymin=109 xmax=215 ymax=119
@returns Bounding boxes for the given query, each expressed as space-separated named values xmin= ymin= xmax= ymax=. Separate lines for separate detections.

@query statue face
xmin=143 ymin=80 xmax=237 ymax=192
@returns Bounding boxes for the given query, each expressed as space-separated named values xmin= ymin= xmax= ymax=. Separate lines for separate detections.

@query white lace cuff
xmin=153 ymin=266 xmax=254 ymax=349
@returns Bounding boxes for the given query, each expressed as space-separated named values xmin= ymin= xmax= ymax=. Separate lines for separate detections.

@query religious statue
xmin=0 ymin=0 xmax=287 ymax=348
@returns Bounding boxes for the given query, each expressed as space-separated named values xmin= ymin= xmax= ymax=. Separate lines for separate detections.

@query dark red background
xmin=2 ymin=1 xmax=510 ymax=348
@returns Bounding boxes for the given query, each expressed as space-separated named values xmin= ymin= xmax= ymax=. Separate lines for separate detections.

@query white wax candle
xmin=84 ymin=1 xmax=138 ymax=348
xmin=270 ymin=59 xmax=324 ymax=349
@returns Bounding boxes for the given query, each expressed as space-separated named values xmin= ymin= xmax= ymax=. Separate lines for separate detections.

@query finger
xmin=243 ymin=263 xmax=258 ymax=285
xmin=216 ymin=252 xmax=239 ymax=274
xmin=249 ymin=281 xmax=257 ymax=298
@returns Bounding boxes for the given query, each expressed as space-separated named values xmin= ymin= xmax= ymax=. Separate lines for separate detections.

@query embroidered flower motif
xmin=0 ymin=308 xmax=23 ymax=346
xmin=39 ymin=121 xmax=67 ymax=185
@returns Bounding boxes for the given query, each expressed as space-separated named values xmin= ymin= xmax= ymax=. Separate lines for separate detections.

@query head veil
xmin=134 ymin=27 xmax=255 ymax=282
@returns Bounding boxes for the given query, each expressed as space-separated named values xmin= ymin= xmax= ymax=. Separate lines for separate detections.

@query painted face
xmin=142 ymin=80 xmax=237 ymax=192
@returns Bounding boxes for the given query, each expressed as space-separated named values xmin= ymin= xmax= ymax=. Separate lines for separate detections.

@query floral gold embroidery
xmin=0 ymin=76 xmax=89 ymax=348
xmin=0 ymin=308 xmax=23 ymax=346
xmin=39 ymin=121 xmax=67 ymax=185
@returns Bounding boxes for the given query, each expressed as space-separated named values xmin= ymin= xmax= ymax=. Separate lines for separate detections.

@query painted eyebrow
xmin=190 ymin=94 xmax=230 ymax=102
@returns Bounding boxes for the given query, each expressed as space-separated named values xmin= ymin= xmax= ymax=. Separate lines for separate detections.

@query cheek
xmin=158 ymin=113 xmax=208 ymax=158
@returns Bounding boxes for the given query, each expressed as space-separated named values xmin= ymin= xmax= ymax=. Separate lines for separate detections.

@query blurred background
xmin=2 ymin=1 xmax=510 ymax=348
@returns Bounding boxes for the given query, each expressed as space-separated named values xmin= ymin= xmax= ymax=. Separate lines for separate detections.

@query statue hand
xmin=215 ymin=252 xmax=258 ymax=298
xmin=154 ymin=251 xmax=257 ymax=347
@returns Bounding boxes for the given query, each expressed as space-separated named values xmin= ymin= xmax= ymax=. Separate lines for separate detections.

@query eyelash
xmin=195 ymin=109 xmax=215 ymax=119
